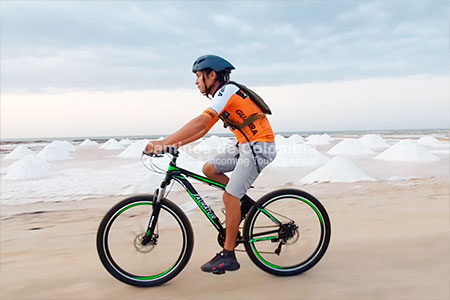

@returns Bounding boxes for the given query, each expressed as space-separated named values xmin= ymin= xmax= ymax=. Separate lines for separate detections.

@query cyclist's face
xmin=195 ymin=71 xmax=215 ymax=94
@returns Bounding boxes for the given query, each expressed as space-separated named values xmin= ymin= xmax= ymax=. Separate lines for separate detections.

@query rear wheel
xmin=243 ymin=189 xmax=331 ymax=276
xmin=97 ymin=195 xmax=194 ymax=287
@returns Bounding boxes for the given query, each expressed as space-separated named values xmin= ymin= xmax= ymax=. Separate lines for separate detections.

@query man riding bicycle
xmin=145 ymin=55 xmax=276 ymax=274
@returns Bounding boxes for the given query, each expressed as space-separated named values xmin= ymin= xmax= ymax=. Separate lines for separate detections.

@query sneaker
xmin=201 ymin=250 xmax=240 ymax=274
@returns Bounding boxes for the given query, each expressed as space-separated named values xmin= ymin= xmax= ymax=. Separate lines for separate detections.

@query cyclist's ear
xmin=206 ymin=70 xmax=218 ymax=82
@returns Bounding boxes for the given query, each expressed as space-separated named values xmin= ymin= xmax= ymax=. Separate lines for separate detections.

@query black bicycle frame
xmin=145 ymin=156 xmax=283 ymax=243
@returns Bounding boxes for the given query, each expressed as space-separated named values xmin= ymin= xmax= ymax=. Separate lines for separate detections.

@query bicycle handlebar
xmin=142 ymin=146 xmax=179 ymax=157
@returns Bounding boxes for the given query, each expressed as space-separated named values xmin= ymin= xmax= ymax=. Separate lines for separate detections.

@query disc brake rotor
xmin=134 ymin=233 xmax=156 ymax=253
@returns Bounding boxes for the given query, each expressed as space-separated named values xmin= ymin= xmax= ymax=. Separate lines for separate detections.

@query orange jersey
xmin=202 ymin=83 xmax=274 ymax=144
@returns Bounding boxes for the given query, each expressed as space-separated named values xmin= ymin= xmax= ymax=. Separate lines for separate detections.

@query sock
xmin=222 ymin=249 xmax=235 ymax=257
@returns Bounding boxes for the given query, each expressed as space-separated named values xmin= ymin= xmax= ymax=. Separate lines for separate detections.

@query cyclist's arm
xmin=165 ymin=84 xmax=235 ymax=148
xmin=164 ymin=113 xmax=217 ymax=147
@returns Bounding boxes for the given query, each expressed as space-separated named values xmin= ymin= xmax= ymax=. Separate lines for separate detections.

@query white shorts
xmin=208 ymin=142 xmax=276 ymax=198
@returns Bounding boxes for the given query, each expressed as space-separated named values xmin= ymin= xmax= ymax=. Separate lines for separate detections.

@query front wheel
xmin=243 ymin=189 xmax=331 ymax=276
xmin=96 ymin=195 xmax=194 ymax=287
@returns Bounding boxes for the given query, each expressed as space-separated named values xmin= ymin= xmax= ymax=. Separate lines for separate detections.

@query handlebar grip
xmin=142 ymin=150 xmax=157 ymax=157
xmin=142 ymin=146 xmax=178 ymax=157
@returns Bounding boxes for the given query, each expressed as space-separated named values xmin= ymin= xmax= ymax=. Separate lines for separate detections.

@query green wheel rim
xmin=250 ymin=196 xmax=325 ymax=270
xmin=112 ymin=202 xmax=179 ymax=281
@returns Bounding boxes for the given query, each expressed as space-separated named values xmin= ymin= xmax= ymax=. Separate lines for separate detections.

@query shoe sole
xmin=202 ymin=265 xmax=240 ymax=274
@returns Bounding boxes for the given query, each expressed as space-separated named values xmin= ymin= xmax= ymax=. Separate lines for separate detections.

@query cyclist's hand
xmin=145 ymin=140 xmax=165 ymax=154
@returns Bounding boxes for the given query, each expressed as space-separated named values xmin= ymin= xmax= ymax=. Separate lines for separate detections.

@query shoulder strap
xmin=219 ymin=112 xmax=265 ymax=130
xmin=228 ymin=81 xmax=272 ymax=115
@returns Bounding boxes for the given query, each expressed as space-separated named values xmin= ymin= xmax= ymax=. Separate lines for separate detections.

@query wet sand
xmin=1 ymin=177 xmax=448 ymax=299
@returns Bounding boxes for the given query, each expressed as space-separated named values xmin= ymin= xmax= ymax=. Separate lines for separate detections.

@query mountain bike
xmin=96 ymin=147 xmax=331 ymax=287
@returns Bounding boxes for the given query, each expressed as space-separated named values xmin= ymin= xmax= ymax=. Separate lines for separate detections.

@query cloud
xmin=337 ymin=2 xmax=390 ymax=22
xmin=1 ymin=1 xmax=448 ymax=93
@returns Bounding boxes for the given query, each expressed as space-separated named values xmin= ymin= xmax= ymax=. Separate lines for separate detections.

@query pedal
xmin=212 ymin=270 xmax=225 ymax=275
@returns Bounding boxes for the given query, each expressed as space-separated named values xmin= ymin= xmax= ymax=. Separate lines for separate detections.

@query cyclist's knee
xmin=202 ymin=163 xmax=218 ymax=178
xmin=223 ymin=191 xmax=239 ymax=202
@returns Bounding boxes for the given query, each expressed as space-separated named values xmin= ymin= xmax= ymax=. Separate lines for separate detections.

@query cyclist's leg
xmin=224 ymin=143 xmax=277 ymax=250
xmin=202 ymin=144 xmax=239 ymax=184
xmin=201 ymin=143 xmax=276 ymax=273
xmin=223 ymin=191 xmax=241 ymax=251
xmin=202 ymin=163 xmax=230 ymax=185
xmin=201 ymin=145 xmax=242 ymax=273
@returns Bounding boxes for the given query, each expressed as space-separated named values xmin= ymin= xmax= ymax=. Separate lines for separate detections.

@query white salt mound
xmin=100 ymin=139 xmax=124 ymax=150
xmin=49 ymin=141 xmax=76 ymax=152
xmin=275 ymin=134 xmax=290 ymax=146
xmin=376 ymin=139 xmax=439 ymax=162
xmin=79 ymin=139 xmax=98 ymax=146
xmin=194 ymin=136 xmax=233 ymax=152
xmin=306 ymin=135 xmax=330 ymax=145
xmin=5 ymin=145 xmax=34 ymax=160
xmin=119 ymin=138 xmax=133 ymax=146
xmin=38 ymin=144 xmax=73 ymax=161
xmin=4 ymin=154 xmax=50 ymax=180
xmin=287 ymin=134 xmax=305 ymax=144
xmin=276 ymin=134 xmax=304 ymax=146
xmin=61 ymin=141 xmax=76 ymax=152
xmin=327 ymin=138 xmax=374 ymax=155
xmin=118 ymin=140 xmax=149 ymax=158
xmin=321 ymin=133 xmax=334 ymax=142
xmin=302 ymin=156 xmax=375 ymax=183
xmin=270 ymin=144 xmax=329 ymax=167
xmin=359 ymin=134 xmax=389 ymax=149
xmin=417 ymin=136 xmax=444 ymax=147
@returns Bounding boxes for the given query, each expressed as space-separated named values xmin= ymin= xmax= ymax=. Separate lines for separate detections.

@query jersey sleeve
xmin=207 ymin=84 xmax=240 ymax=115
xmin=201 ymin=108 xmax=220 ymax=131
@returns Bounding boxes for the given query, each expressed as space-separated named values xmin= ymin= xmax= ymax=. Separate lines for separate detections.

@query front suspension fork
xmin=142 ymin=187 xmax=166 ymax=245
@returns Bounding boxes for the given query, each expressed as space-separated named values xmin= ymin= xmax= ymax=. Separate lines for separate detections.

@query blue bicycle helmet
xmin=192 ymin=55 xmax=235 ymax=73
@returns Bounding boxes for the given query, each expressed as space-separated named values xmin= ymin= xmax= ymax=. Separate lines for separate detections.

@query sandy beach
xmin=1 ymin=174 xmax=448 ymax=299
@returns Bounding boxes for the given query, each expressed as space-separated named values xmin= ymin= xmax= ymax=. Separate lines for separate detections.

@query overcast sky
xmin=1 ymin=0 xmax=448 ymax=138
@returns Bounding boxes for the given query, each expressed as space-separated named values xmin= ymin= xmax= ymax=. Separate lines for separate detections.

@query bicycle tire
xmin=243 ymin=189 xmax=331 ymax=276
xmin=96 ymin=195 xmax=194 ymax=287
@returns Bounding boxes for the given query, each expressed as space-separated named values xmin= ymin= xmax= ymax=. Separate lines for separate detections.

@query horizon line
xmin=1 ymin=128 xmax=449 ymax=142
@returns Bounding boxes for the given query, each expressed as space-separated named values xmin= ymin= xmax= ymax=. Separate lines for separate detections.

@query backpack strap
xmin=219 ymin=112 xmax=265 ymax=130
xmin=228 ymin=81 xmax=272 ymax=115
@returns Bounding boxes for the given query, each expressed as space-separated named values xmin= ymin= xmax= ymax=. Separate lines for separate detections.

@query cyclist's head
xmin=193 ymin=55 xmax=235 ymax=97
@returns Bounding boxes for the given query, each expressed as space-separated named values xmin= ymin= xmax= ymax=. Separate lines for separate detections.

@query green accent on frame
xmin=190 ymin=174 xmax=226 ymax=188
xmin=249 ymin=236 xmax=279 ymax=243
xmin=168 ymin=165 xmax=179 ymax=172
xmin=258 ymin=208 xmax=280 ymax=225
xmin=186 ymin=190 xmax=216 ymax=225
